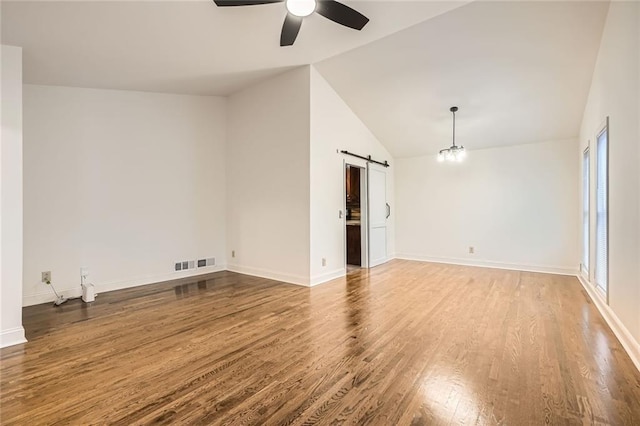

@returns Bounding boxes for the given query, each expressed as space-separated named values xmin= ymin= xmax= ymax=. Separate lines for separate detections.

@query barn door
xmin=367 ymin=163 xmax=389 ymax=267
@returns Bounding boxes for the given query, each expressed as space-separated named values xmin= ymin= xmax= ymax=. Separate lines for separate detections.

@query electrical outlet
xmin=175 ymin=262 xmax=182 ymax=271
xmin=469 ymin=246 xmax=475 ymax=254
xmin=232 ymin=250 xmax=235 ymax=258
xmin=198 ymin=259 xmax=206 ymax=268
xmin=42 ymin=271 xmax=51 ymax=283
xmin=322 ymin=258 xmax=327 ymax=267
xmin=182 ymin=261 xmax=189 ymax=270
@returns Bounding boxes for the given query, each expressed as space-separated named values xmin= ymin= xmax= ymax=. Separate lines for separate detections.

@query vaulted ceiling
xmin=1 ymin=0 xmax=467 ymax=96
xmin=2 ymin=1 xmax=609 ymax=157
xmin=316 ymin=1 xmax=609 ymax=157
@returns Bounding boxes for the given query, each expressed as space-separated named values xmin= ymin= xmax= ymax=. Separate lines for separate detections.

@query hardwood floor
xmin=1 ymin=260 xmax=639 ymax=425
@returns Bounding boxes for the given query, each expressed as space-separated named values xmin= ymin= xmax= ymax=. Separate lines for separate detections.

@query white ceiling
xmin=2 ymin=1 xmax=610 ymax=156
xmin=1 ymin=0 xmax=468 ymax=96
xmin=315 ymin=1 xmax=609 ymax=157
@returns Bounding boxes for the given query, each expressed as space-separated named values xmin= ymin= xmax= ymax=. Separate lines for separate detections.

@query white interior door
xmin=367 ymin=163 xmax=388 ymax=267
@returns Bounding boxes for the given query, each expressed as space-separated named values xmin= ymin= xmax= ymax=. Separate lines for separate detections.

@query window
xmin=582 ymin=147 xmax=589 ymax=274
xmin=595 ymin=120 xmax=608 ymax=295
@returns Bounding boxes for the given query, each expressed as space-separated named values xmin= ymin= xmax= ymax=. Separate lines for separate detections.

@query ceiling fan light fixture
xmin=286 ymin=0 xmax=317 ymax=17
xmin=214 ymin=0 xmax=369 ymax=46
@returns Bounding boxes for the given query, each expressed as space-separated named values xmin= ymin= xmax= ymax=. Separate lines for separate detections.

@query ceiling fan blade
xmin=316 ymin=0 xmax=369 ymax=30
xmin=213 ymin=0 xmax=283 ymax=6
xmin=280 ymin=13 xmax=303 ymax=46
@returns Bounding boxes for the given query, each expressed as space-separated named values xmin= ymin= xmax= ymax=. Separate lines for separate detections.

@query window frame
xmin=581 ymin=146 xmax=590 ymax=276
xmin=594 ymin=117 xmax=609 ymax=303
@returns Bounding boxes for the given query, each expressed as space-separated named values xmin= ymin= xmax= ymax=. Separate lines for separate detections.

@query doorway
xmin=345 ymin=164 xmax=365 ymax=268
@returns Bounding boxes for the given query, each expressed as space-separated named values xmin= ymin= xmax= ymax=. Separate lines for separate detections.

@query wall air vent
xmin=175 ymin=260 xmax=198 ymax=272
xmin=197 ymin=258 xmax=216 ymax=268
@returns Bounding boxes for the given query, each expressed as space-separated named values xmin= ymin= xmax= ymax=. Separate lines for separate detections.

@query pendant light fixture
xmin=438 ymin=106 xmax=466 ymax=162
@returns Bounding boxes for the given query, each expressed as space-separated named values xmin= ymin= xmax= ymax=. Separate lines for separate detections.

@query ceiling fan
xmin=213 ymin=0 xmax=370 ymax=46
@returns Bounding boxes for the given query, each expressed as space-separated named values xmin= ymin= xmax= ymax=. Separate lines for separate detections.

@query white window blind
xmin=595 ymin=125 xmax=608 ymax=293
xmin=582 ymin=148 xmax=589 ymax=273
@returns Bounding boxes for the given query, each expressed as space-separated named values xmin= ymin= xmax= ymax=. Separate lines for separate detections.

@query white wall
xmin=1 ymin=45 xmax=27 ymax=347
xmin=23 ymin=85 xmax=227 ymax=305
xmin=579 ymin=1 xmax=640 ymax=346
xmin=395 ymin=139 xmax=579 ymax=274
xmin=310 ymin=67 xmax=395 ymax=284
xmin=226 ymin=67 xmax=311 ymax=285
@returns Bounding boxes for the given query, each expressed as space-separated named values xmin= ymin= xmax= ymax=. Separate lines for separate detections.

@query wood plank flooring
xmin=1 ymin=260 xmax=639 ymax=425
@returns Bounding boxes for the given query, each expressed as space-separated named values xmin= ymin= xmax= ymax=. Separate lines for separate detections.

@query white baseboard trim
xmin=310 ymin=268 xmax=346 ymax=286
xmin=0 ymin=326 xmax=27 ymax=348
xmin=226 ymin=264 xmax=310 ymax=287
xmin=23 ymin=287 xmax=83 ymax=307
xmin=577 ymin=275 xmax=640 ymax=372
xmin=394 ymin=253 xmax=578 ymax=276
xmin=22 ymin=265 xmax=227 ymax=307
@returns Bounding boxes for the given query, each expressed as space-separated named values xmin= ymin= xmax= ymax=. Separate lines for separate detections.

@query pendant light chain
xmin=452 ymin=108 xmax=456 ymax=147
